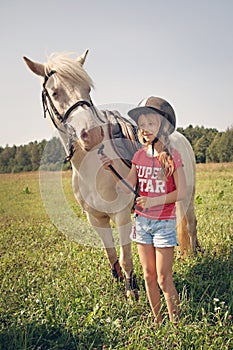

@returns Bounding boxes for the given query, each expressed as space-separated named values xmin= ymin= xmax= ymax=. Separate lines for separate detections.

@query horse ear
xmin=23 ymin=56 xmax=45 ymax=77
xmin=77 ymin=49 xmax=89 ymax=66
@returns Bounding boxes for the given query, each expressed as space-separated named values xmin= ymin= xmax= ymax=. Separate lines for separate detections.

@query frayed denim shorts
xmin=131 ymin=214 xmax=178 ymax=248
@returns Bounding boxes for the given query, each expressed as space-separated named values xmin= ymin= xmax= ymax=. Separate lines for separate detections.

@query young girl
xmin=101 ymin=96 xmax=187 ymax=323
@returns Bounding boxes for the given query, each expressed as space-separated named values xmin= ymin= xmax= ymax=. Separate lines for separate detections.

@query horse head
xmin=23 ymin=50 xmax=105 ymax=153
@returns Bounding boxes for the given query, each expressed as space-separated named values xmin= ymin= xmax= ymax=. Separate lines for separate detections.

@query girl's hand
xmin=100 ymin=154 xmax=113 ymax=171
xmin=136 ymin=196 xmax=155 ymax=209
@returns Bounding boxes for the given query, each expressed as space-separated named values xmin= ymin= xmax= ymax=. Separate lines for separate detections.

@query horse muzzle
xmin=78 ymin=125 xmax=104 ymax=152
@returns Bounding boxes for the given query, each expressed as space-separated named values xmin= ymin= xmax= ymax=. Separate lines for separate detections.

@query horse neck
xmin=70 ymin=143 xmax=87 ymax=170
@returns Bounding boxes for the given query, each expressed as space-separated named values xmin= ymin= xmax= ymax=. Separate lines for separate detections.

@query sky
xmin=1 ymin=0 xmax=233 ymax=147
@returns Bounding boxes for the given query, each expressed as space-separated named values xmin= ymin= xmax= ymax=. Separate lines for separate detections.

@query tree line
xmin=0 ymin=125 xmax=232 ymax=174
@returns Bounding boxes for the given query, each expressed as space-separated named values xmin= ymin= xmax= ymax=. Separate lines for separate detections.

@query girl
xmin=101 ymin=96 xmax=187 ymax=323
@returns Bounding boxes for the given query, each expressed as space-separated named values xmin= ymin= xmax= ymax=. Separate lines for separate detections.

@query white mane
xmin=45 ymin=52 xmax=94 ymax=89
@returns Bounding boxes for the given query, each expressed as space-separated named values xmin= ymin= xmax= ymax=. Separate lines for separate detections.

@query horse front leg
xmin=87 ymin=213 xmax=123 ymax=282
xmin=106 ymin=247 xmax=124 ymax=282
xmin=119 ymin=242 xmax=139 ymax=301
xmin=116 ymin=215 xmax=139 ymax=301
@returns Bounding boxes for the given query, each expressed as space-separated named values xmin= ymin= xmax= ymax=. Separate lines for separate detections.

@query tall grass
xmin=0 ymin=164 xmax=232 ymax=349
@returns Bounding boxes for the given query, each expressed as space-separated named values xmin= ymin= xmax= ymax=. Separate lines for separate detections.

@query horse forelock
xmin=45 ymin=52 xmax=94 ymax=89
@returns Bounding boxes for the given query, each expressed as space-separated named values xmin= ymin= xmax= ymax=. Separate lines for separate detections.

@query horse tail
xmin=177 ymin=214 xmax=191 ymax=258
xmin=176 ymin=203 xmax=191 ymax=258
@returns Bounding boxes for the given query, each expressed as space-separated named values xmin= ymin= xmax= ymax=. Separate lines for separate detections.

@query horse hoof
xmin=125 ymin=272 xmax=139 ymax=301
xmin=126 ymin=289 xmax=139 ymax=302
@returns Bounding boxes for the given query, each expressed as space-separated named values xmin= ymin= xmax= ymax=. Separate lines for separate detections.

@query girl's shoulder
xmin=132 ymin=148 xmax=146 ymax=163
xmin=135 ymin=148 xmax=146 ymax=156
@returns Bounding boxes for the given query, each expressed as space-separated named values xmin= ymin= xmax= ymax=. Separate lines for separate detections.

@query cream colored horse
xmin=23 ymin=50 xmax=140 ymax=298
xmin=23 ymin=50 xmax=201 ymax=298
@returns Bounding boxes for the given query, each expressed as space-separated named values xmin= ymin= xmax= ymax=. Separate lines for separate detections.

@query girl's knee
xmin=144 ymin=269 xmax=157 ymax=284
xmin=157 ymin=274 xmax=173 ymax=291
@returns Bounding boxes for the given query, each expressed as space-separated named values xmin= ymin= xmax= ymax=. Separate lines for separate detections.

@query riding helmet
xmin=128 ymin=96 xmax=176 ymax=134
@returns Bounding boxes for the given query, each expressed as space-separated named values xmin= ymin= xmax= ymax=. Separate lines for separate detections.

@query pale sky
xmin=1 ymin=0 xmax=232 ymax=147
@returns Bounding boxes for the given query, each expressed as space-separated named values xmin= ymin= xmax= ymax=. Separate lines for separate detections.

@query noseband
xmin=42 ymin=70 xmax=105 ymax=161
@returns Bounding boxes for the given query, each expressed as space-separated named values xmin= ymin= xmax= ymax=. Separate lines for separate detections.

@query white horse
xmin=23 ymin=50 xmax=201 ymax=298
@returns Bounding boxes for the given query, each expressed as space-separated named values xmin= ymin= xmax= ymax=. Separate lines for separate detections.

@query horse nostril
xmin=80 ymin=129 xmax=88 ymax=139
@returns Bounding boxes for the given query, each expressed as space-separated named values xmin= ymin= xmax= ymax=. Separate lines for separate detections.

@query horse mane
xmin=44 ymin=52 xmax=94 ymax=89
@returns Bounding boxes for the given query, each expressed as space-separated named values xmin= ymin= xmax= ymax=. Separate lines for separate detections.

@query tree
xmin=27 ymin=141 xmax=43 ymax=171
xmin=218 ymin=127 xmax=233 ymax=162
xmin=206 ymin=133 xmax=221 ymax=162
xmin=40 ymin=137 xmax=66 ymax=169
xmin=0 ymin=145 xmax=17 ymax=173
xmin=194 ymin=135 xmax=209 ymax=163
xmin=13 ymin=145 xmax=32 ymax=172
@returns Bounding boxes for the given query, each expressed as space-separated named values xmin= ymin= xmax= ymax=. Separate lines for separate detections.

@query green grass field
xmin=0 ymin=164 xmax=233 ymax=349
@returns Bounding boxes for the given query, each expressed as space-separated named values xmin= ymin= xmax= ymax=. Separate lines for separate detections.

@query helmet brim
xmin=128 ymin=106 xmax=175 ymax=134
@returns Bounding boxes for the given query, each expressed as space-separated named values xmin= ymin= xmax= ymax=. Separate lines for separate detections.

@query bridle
xmin=41 ymin=70 xmax=105 ymax=161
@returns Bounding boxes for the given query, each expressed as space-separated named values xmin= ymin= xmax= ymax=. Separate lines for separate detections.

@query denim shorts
xmin=131 ymin=215 xmax=178 ymax=248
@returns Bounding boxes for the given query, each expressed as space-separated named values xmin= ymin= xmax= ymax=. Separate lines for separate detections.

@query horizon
xmin=1 ymin=122 xmax=230 ymax=149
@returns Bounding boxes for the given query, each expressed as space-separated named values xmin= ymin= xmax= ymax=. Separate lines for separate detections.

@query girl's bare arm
xmin=101 ymin=154 xmax=138 ymax=194
xmin=136 ymin=166 xmax=187 ymax=209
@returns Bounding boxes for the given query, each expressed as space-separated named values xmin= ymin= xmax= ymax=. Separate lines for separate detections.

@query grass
xmin=0 ymin=164 xmax=233 ymax=349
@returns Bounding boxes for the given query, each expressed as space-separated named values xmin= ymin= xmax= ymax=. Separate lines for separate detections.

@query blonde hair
xmin=45 ymin=52 xmax=94 ymax=89
xmin=158 ymin=144 xmax=175 ymax=178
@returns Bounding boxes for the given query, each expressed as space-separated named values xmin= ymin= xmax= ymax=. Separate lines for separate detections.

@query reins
xmin=98 ymin=144 xmax=138 ymax=196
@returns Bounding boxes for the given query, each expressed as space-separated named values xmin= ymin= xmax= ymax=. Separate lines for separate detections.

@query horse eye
xmin=52 ymin=91 xmax=57 ymax=97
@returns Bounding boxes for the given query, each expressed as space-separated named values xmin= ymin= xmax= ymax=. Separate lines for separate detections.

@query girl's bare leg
xmin=156 ymin=247 xmax=180 ymax=322
xmin=137 ymin=243 xmax=162 ymax=323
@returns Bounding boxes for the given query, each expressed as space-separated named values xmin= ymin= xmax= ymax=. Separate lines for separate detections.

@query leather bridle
xmin=41 ymin=70 xmax=105 ymax=161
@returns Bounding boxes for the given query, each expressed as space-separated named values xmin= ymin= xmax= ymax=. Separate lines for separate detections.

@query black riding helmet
xmin=128 ymin=96 xmax=176 ymax=141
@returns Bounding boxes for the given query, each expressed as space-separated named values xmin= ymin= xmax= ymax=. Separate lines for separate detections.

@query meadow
xmin=0 ymin=163 xmax=232 ymax=349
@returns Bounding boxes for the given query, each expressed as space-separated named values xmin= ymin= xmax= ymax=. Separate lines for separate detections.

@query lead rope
xmin=98 ymin=145 xmax=138 ymax=196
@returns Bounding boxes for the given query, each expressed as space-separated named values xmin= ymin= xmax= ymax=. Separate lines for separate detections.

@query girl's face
xmin=138 ymin=113 xmax=162 ymax=143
